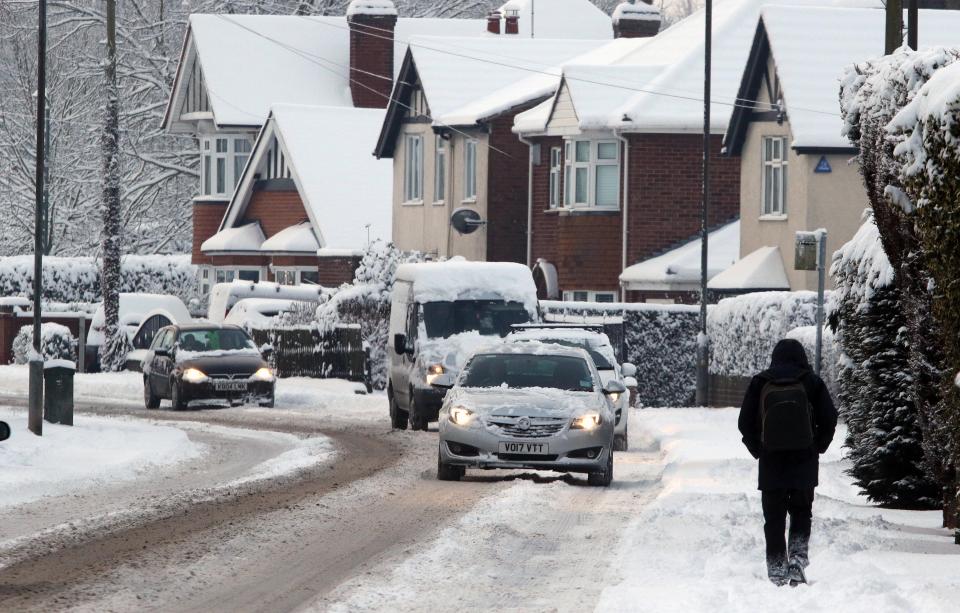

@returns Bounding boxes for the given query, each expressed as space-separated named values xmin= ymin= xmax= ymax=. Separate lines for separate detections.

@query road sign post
xmin=795 ymin=230 xmax=828 ymax=376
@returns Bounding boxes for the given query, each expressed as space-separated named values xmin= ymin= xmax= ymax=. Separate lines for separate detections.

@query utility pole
xmin=29 ymin=0 xmax=48 ymax=436
xmin=42 ymin=101 xmax=51 ymax=254
xmin=885 ymin=0 xmax=903 ymax=54
xmin=696 ymin=0 xmax=712 ymax=407
xmin=907 ymin=0 xmax=918 ymax=50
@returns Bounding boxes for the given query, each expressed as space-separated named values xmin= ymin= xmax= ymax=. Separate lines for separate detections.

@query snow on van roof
xmin=395 ymin=260 xmax=537 ymax=311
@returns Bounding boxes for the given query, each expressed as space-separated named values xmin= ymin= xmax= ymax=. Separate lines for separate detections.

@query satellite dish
xmin=450 ymin=207 xmax=486 ymax=235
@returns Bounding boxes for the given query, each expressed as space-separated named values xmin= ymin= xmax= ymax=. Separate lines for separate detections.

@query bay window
xmin=761 ymin=136 xmax=788 ymax=216
xmin=563 ymin=139 xmax=619 ymax=208
xmin=199 ymin=134 xmax=253 ymax=198
xmin=404 ymin=134 xmax=423 ymax=203
xmin=464 ymin=139 xmax=478 ymax=201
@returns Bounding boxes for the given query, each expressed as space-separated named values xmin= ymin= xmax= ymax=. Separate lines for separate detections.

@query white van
xmin=388 ymin=260 xmax=539 ymax=431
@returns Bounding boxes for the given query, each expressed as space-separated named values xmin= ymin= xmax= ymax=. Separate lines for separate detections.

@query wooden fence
xmin=249 ymin=324 xmax=368 ymax=386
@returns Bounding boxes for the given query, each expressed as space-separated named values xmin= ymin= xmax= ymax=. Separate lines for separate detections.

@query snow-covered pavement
xmin=596 ymin=409 xmax=959 ymax=613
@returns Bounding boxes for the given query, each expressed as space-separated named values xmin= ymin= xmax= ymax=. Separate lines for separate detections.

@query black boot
xmin=767 ymin=557 xmax=788 ymax=587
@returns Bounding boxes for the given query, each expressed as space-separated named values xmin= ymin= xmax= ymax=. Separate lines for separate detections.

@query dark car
xmin=142 ymin=324 xmax=275 ymax=410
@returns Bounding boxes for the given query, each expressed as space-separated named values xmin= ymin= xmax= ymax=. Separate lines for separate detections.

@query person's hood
xmin=762 ymin=339 xmax=810 ymax=379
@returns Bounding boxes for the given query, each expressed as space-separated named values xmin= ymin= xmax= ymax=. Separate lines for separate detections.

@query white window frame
xmin=272 ymin=266 xmax=319 ymax=286
xmin=199 ymin=134 xmax=253 ymax=198
xmin=403 ymin=134 xmax=423 ymax=203
xmin=463 ymin=139 xmax=478 ymax=202
xmin=434 ymin=135 xmax=447 ymax=205
xmin=562 ymin=139 xmax=619 ymax=209
xmin=563 ymin=290 xmax=617 ymax=303
xmin=761 ymin=136 xmax=788 ymax=217
xmin=549 ymin=146 xmax=562 ymax=209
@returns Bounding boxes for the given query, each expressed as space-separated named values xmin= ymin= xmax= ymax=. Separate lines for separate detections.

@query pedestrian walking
xmin=738 ymin=339 xmax=837 ymax=586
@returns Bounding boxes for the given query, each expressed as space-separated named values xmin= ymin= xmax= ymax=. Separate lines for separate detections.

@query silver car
xmin=505 ymin=325 xmax=636 ymax=451
xmin=434 ymin=343 xmax=625 ymax=486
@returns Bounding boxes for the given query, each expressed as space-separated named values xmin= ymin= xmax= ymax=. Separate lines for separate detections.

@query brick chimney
xmin=487 ymin=10 xmax=502 ymax=34
xmin=504 ymin=7 xmax=520 ymax=34
xmin=612 ymin=1 xmax=661 ymax=39
xmin=346 ymin=0 xmax=399 ymax=109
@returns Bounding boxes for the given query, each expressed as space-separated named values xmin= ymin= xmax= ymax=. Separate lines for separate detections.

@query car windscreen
xmin=461 ymin=354 xmax=594 ymax=392
xmin=532 ymin=338 xmax=614 ymax=370
xmin=422 ymin=300 xmax=530 ymax=339
xmin=177 ymin=329 xmax=256 ymax=353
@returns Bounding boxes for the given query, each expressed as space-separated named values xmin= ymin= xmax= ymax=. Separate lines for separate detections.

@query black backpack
xmin=759 ymin=377 xmax=814 ymax=452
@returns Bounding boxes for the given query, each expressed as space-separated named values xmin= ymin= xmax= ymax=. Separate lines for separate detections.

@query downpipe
xmin=615 ymin=130 xmax=630 ymax=302
xmin=518 ymin=135 xmax=536 ymax=268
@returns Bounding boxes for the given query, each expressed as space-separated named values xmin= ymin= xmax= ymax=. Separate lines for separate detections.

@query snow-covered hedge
xmin=829 ymin=214 xmax=939 ymax=509
xmin=707 ymin=291 xmax=832 ymax=378
xmin=623 ymin=306 xmax=699 ymax=408
xmin=0 ymin=255 xmax=197 ymax=304
xmin=12 ymin=323 xmax=77 ymax=364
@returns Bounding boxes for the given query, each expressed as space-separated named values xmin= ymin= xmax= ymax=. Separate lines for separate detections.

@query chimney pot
xmin=504 ymin=10 xmax=520 ymax=35
xmin=487 ymin=11 xmax=502 ymax=34
xmin=612 ymin=0 xmax=661 ymax=39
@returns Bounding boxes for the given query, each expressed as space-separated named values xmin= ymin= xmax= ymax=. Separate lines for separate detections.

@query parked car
xmin=207 ymin=282 xmax=326 ymax=323
xmin=388 ymin=260 xmax=539 ymax=432
xmin=86 ymin=293 xmax=193 ymax=372
xmin=506 ymin=324 xmax=636 ymax=451
xmin=142 ymin=324 xmax=275 ymax=410
xmin=434 ymin=343 xmax=624 ymax=486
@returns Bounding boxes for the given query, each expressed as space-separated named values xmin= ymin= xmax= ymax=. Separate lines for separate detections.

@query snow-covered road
xmin=0 ymin=368 xmax=955 ymax=613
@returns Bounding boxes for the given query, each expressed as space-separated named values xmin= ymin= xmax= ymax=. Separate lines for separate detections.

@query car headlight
xmin=571 ymin=412 xmax=602 ymax=430
xmin=252 ymin=367 xmax=275 ymax=382
xmin=449 ymin=405 xmax=474 ymax=426
xmin=182 ymin=368 xmax=208 ymax=384
xmin=425 ymin=364 xmax=444 ymax=385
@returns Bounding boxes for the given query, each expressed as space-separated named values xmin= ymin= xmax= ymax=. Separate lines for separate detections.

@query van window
xmin=422 ymin=300 xmax=530 ymax=339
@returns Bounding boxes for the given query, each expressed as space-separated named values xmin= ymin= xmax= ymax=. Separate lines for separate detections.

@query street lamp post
xmin=696 ymin=0 xmax=713 ymax=407
xmin=29 ymin=0 xmax=48 ymax=436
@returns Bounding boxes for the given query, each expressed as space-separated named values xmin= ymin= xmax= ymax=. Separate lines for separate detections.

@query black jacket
xmin=738 ymin=339 xmax=838 ymax=491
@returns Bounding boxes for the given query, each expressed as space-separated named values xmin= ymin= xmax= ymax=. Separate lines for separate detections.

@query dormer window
xmin=200 ymin=134 xmax=253 ymax=198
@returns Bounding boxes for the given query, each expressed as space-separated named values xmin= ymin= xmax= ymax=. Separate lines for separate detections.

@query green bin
xmin=43 ymin=361 xmax=75 ymax=426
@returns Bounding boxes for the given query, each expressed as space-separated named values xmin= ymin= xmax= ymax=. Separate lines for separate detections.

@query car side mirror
xmin=261 ymin=345 xmax=274 ymax=361
xmin=603 ymin=380 xmax=627 ymax=396
xmin=0 ymin=420 xmax=10 ymax=442
xmin=621 ymin=362 xmax=637 ymax=378
xmin=430 ymin=373 xmax=456 ymax=390
xmin=393 ymin=333 xmax=407 ymax=355
xmin=155 ymin=348 xmax=170 ymax=358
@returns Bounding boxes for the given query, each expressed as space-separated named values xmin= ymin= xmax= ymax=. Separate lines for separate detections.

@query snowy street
xmin=0 ymin=370 xmax=955 ymax=612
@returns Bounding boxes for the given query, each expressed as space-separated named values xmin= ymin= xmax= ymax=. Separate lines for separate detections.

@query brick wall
xmin=487 ymin=112 xmax=536 ymax=264
xmin=626 ymin=133 xmax=740 ymax=265
xmin=192 ymin=200 xmax=229 ymax=265
xmin=555 ymin=212 xmax=623 ymax=292
xmin=529 ymin=136 xmax=563 ymax=267
xmin=316 ymin=256 xmax=361 ymax=286
xmin=348 ymin=14 xmax=397 ymax=109
xmin=241 ymin=187 xmax=310 ymax=238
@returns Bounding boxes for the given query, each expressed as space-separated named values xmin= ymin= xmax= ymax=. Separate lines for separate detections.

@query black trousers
xmin=761 ymin=488 xmax=814 ymax=567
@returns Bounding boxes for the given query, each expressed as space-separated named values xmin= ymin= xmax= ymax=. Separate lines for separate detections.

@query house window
xmin=434 ymin=135 xmax=446 ymax=204
xmin=214 ymin=268 xmax=261 ymax=284
xmin=563 ymin=139 xmax=620 ymax=208
xmin=464 ymin=139 xmax=478 ymax=201
xmin=274 ymin=268 xmax=319 ymax=286
xmin=300 ymin=270 xmax=320 ymax=285
xmin=762 ymin=136 xmax=788 ymax=216
xmin=404 ymin=134 xmax=423 ymax=202
xmin=549 ymin=147 xmax=562 ymax=208
xmin=274 ymin=269 xmax=298 ymax=286
xmin=200 ymin=133 xmax=252 ymax=198
xmin=563 ymin=290 xmax=617 ymax=303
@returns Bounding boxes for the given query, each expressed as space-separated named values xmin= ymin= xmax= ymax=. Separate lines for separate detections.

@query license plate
xmin=214 ymin=381 xmax=247 ymax=392
xmin=498 ymin=441 xmax=550 ymax=455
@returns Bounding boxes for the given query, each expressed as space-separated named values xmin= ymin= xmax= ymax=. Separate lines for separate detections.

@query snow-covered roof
xmin=395 ymin=259 xmax=538 ymax=312
xmin=516 ymin=0 xmax=882 ymax=136
xmin=166 ymin=14 xmax=485 ymax=129
xmin=202 ymin=222 xmax=265 ymax=253
xmin=220 ymin=104 xmax=391 ymax=253
xmin=707 ymin=245 xmax=790 ymax=291
xmin=259 ymin=222 xmax=320 ymax=254
xmin=740 ymin=6 xmax=960 ymax=150
xmin=496 ymin=0 xmax=614 ymax=39
xmin=620 ymin=221 xmax=739 ymax=291
xmin=440 ymin=38 xmax=645 ymax=127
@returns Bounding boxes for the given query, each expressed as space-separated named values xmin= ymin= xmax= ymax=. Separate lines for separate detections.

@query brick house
xmin=161 ymin=1 xmax=486 ymax=293
xmin=373 ymin=0 xmax=660 ymax=264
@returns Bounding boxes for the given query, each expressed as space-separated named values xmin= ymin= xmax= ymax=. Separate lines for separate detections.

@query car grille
xmin=486 ymin=416 xmax=566 ymax=438
xmin=208 ymin=373 xmax=253 ymax=380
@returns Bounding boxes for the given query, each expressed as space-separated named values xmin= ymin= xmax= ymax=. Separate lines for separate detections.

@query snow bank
xmin=0 ymin=408 xmax=203 ymax=509
xmin=597 ymin=408 xmax=959 ymax=612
